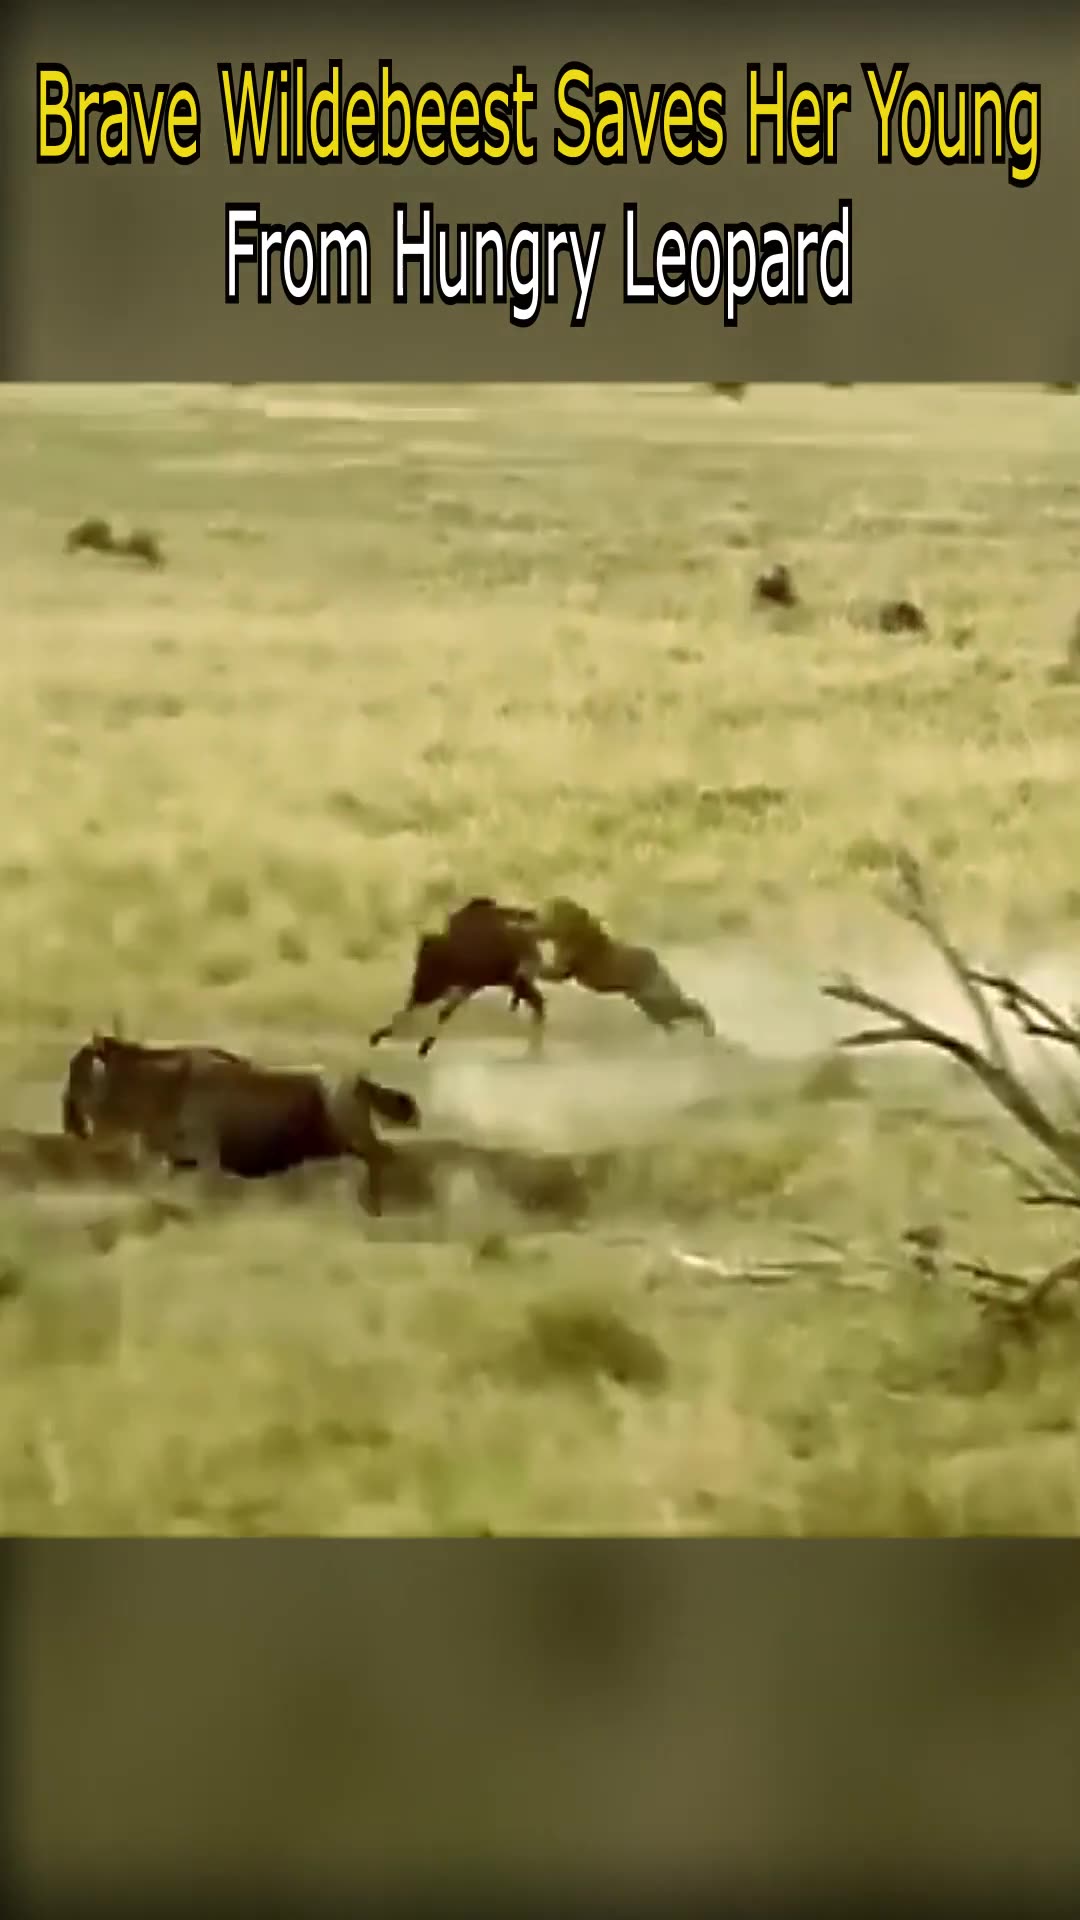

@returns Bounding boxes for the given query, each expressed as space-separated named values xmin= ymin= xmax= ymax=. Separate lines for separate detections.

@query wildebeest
xmin=63 ymin=517 xmax=164 ymax=567
xmin=878 ymin=598 xmax=927 ymax=636
xmin=370 ymin=896 xmax=548 ymax=1058
xmin=752 ymin=563 xmax=799 ymax=611
xmin=534 ymin=898 xmax=716 ymax=1037
xmin=62 ymin=1033 xmax=421 ymax=1214
xmin=65 ymin=515 xmax=115 ymax=556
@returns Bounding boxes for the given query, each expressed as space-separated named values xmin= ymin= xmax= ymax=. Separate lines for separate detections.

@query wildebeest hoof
xmin=418 ymin=1036 xmax=436 ymax=1059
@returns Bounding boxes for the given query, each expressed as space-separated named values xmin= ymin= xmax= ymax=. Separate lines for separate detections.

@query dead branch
xmin=824 ymin=972 xmax=1080 ymax=1183
xmin=819 ymin=849 xmax=1080 ymax=1337
xmin=822 ymin=849 xmax=1080 ymax=1190
xmin=969 ymin=974 xmax=1080 ymax=1136
xmin=968 ymin=970 xmax=1080 ymax=1052
xmin=666 ymin=1247 xmax=840 ymax=1286
xmin=955 ymin=1251 xmax=1080 ymax=1332
xmin=889 ymin=850 xmax=1014 ymax=1077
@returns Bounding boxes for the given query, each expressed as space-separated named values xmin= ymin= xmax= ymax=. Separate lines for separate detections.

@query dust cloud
xmin=426 ymin=932 xmax=1080 ymax=1150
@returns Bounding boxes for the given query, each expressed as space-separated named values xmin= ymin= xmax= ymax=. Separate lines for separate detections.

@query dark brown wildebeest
xmin=65 ymin=515 xmax=115 ymax=556
xmin=752 ymin=563 xmax=799 ymax=611
xmin=63 ymin=517 xmax=164 ymax=567
xmin=534 ymin=898 xmax=716 ymax=1038
xmin=62 ymin=1033 xmax=420 ymax=1214
xmin=370 ymin=896 xmax=548 ymax=1058
xmin=878 ymin=598 xmax=927 ymax=636
xmin=117 ymin=527 xmax=165 ymax=568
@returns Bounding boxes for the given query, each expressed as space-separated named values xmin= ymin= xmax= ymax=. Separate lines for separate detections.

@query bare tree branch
xmin=969 ymin=970 xmax=1080 ymax=1052
xmin=819 ymin=850 xmax=1080 ymax=1333
xmin=1021 ymin=1190 xmax=1080 ymax=1213
xmin=822 ymin=849 xmax=1080 ymax=1190
xmin=890 ymin=850 xmax=1015 ymax=1079
xmin=956 ymin=1251 xmax=1080 ymax=1329
xmin=823 ymin=972 xmax=1080 ymax=1183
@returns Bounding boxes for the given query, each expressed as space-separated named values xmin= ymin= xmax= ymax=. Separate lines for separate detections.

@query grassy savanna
xmin=3 ymin=381 xmax=1080 ymax=1534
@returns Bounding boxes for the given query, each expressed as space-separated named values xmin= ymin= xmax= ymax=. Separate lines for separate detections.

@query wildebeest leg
xmin=511 ymin=975 xmax=546 ymax=1054
xmin=632 ymin=987 xmax=715 ymax=1039
xmin=360 ymin=1147 xmax=382 ymax=1216
xmin=418 ymin=987 xmax=471 ymax=1059
xmin=164 ymin=1109 xmax=225 ymax=1203
xmin=353 ymin=1130 xmax=396 ymax=1216
xmin=662 ymin=981 xmax=716 ymax=1037
xmin=683 ymin=997 xmax=716 ymax=1038
xmin=370 ymin=1003 xmax=413 ymax=1048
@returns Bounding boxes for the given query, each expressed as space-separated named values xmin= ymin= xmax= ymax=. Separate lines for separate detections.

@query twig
xmin=955 ymin=1258 xmax=1032 ymax=1294
xmin=968 ymin=968 xmax=1080 ymax=1130
xmin=969 ymin=970 xmax=1080 ymax=1052
xmin=955 ymin=1251 xmax=1080 ymax=1327
xmin=666 ymin=1247 xmax=844 ymax=1286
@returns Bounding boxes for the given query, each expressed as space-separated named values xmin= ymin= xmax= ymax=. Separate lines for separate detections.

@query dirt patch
xmin=423 ymin=1044 xmax=728 ymax=1152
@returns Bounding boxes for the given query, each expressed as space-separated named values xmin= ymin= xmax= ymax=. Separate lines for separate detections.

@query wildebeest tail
xmin=354 ymin=1076 xmax=421 ymax=1128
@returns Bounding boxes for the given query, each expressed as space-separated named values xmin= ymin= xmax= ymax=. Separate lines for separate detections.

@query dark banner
xmin=6 ymin=0 xmax=1078 ymax=380
xmin=7 ymin=1542 xmax=1080 ymax=1911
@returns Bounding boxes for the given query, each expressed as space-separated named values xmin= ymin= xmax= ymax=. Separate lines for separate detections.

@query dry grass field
xmin=3 ymin=380 xmax=1080 ymax=1535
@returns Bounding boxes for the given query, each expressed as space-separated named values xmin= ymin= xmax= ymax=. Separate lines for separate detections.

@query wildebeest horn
xmin=111 ymin=1008 xmax=126 ymax=1038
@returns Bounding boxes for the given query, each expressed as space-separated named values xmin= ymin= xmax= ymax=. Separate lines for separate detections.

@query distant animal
xmin=878 ymin=598 xmax=927 ymax=636
xmin=534 ymin=898 xmax=716 ymax=1037
xmin=63 ymin=517 xmax=164 ymax=566
xmin=370 ymin=896 xmax=548 ymax=1058
xmin=61 ymin=1033 xmax=420 ymax=1214
xmin=65 ymin=516 xmax=115 ymax=556
xmin=753 ymin=563 xmax=798 ymax=610
xmin=118 ymin=527 xmax=165 ymax=568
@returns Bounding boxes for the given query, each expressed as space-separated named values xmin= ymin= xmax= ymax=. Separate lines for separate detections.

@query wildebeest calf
xmin=534 ymin=897 xmax=716 ymax=1037
xmin=62 ymin=1033 xmax=421 ymax=1215
xmin=370 ymin=896 xmax=548 ymax=1058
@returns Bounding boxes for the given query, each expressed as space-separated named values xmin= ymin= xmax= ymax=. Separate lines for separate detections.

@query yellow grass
xmin=3 ymin=380 xmax=1080 ymax=1534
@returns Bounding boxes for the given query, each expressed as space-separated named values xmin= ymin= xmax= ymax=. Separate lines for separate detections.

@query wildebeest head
xmin=62 ymin=1033 xmax=120 ymax=1137
xmin=61 ymin=1032 xmax=190 ymax=1143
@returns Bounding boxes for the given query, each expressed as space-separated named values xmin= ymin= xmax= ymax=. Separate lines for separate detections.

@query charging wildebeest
xmin=62 ymin=1033 xmax=421 ymax=1214
xmin=534 ymin=898 xmax=716 ymax=1037
xmin=370 ymin=896 xmax=548 ymax=1058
